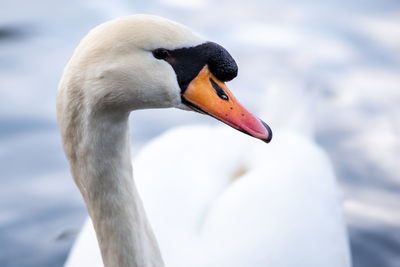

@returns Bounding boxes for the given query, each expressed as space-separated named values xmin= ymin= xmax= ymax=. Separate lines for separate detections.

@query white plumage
xmin=59 ymin=14 xmax=351 ymax=267
xmin=67 ymin=124 xmax=351 ymax=267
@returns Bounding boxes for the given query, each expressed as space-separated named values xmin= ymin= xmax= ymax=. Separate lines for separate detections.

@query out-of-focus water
xmin=0 ymin=0 xmax=399 ymax=266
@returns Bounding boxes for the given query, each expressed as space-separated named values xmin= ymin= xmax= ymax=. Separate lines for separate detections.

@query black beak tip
xmin=260 ymin=119 xmax=273 ymax=143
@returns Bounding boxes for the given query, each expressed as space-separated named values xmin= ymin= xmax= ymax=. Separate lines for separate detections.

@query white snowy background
xmin=0 ymin=0 xmax=399 ymax=266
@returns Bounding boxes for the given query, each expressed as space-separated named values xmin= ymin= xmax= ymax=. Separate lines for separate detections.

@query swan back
xmin=133 ymin=125 xmax=351 ymax=267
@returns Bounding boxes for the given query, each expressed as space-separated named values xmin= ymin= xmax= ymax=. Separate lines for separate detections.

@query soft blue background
xmin=1 ymin=0 xmax=399 ymax=266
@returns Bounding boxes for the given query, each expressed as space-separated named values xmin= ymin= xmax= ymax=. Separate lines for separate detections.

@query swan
xmin=57 ymin=14 xmax=272 ymax=267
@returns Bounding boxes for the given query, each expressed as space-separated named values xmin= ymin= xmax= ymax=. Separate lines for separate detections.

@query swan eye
xmin=152 ymin=48 xmax=170 ymax=60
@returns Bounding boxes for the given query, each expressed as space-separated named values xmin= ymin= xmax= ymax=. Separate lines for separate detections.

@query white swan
xmin=58 ymin=14 xmax=271 ymax=267
xmin=58 ymin=15 xmax=351 ymax=267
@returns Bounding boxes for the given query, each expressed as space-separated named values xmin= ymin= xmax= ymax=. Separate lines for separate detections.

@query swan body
xmin=58 ymin=14 xmax=350 ymax=267
xmin=66 ymin=125 xmax=351 ymax=267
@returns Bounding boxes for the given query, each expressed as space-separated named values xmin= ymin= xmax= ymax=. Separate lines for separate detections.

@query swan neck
xmin=68 ymin=112 xmax=164 ymax=267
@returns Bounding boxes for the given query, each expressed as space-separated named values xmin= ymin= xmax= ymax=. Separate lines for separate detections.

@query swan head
xmin=57 ymin=14 xmax=272 ymax=142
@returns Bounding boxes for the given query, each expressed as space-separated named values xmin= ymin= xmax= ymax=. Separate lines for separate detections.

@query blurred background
xmin=1 ymin=0 xmax=399 ymax=266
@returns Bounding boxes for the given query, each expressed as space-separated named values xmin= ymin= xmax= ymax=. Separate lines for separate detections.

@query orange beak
xmin=182 ymin=65 xmax=272 ymax=143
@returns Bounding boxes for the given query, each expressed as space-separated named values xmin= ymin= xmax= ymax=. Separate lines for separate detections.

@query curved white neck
xmin=68 ymin=111 xmax=164 ymax=267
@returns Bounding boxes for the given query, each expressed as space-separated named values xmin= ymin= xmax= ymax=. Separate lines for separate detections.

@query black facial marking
xmin=152 ymin=42 xmax=238 ymax=92
xmin=210 ymin=77 xmax=229 ymax=101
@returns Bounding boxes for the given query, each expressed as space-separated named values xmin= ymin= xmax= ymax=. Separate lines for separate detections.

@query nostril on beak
xmin=209 ymin=78 xmax=229 ymax=101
